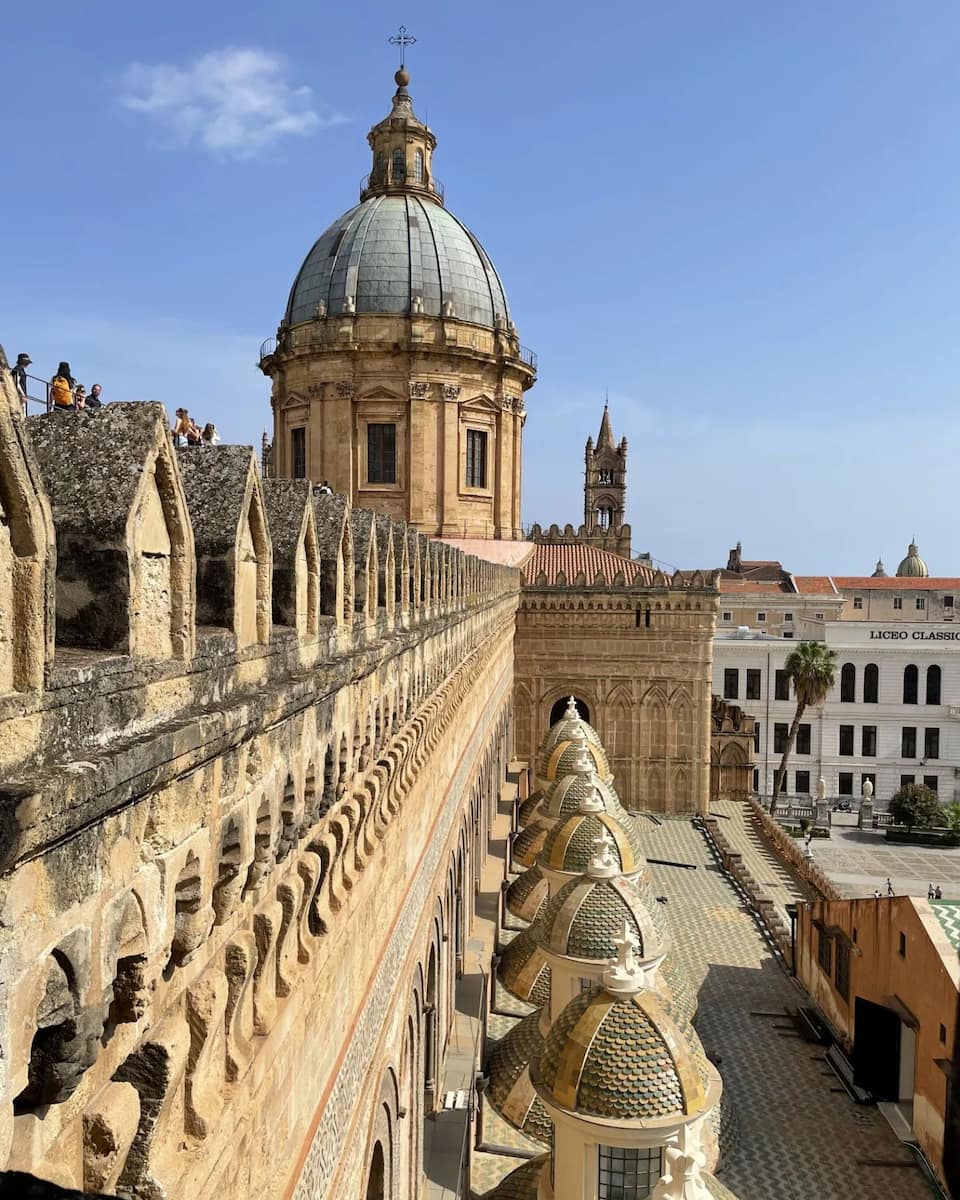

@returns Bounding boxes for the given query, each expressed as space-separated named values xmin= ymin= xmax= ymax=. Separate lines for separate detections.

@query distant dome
xmin=285 ymin=195 xmax=511 ymax=329
xmin=896 ymin=541 xmax=929 ymax=578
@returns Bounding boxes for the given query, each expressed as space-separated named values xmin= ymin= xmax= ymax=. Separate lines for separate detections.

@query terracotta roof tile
xmin=524 ymin=543 xmax=660 ymax=586
xmin=834 ymin=576 xmax=960 ymax=591
xmin=717 ymin=579 xmax=793 ymax=594
xmin=792 ymin=576 xmax=839 ymax=594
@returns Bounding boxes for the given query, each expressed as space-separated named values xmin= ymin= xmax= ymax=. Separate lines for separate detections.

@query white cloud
xmin=120 ymin=47 xmax=346 ymax=159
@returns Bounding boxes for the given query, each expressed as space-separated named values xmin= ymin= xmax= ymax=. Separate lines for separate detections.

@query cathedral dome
xmin=896 ymin=540 xmax=929 ymax=578
xmin=284 ymin=194 xmax=512 ymax=328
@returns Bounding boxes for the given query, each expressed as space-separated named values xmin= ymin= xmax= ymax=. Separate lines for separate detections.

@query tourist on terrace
xmin=74 ymin=385 xmax=87 ymax=410
xmin=172 ymin=408 xmax=190 ymax=446
xmin=87 ymin=383 xmax=103 ymax=410
xmin=201 ymin=422 xmax=220 ymax=446
xmin=185 ymin=417 xmax=202 ymax=446
xmin=50 ymin=362 xmax=75 ymax=409
xmin=11 ymin=352 xmax=31 ymax=411
xmin=316 ymin=479 xmax=333 ymax=495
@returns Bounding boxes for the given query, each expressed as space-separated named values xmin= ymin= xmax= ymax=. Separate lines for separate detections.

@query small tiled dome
xmin=896 ymin=539 xmax=929 ymax=578
xmin=543 ymin=769 xmax=633 ymax=828
xmin=517 ymin=789 xmax=544 ymax=829
xmin=538 ymin=987 xmax=712 ymax=1122
xmin=498 ymin=927 xmax=551 ymax=1007
xmin=535 ymin=874 xmax=664 ymax=963
xmin=537 ymin=696 xmax=603 ymax=763
xmin=511 ymin=818 xmax=551 ymax=870
xmin=539 ymin=736 xmax=610 ymax=784
xmin=485 ymin=1010 xmax=551 ymax=1145
xmin=540 ymin=809 xmax=644 ymax=879
xmin=505 ymin=864 xmax=549 ymax=923
xmin=479 ymin=1156 xmax=546 ymax=1200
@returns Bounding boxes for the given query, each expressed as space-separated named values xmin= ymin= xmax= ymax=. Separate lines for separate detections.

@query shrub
xmin=889 ymin=784 xmax=943 ymax=831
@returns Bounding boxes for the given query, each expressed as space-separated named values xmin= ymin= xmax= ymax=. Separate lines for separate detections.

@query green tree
xmin=772 ymin=642 xmax=838 ymax=805
xmin=890 ymin=783 xmax=943 ymax=831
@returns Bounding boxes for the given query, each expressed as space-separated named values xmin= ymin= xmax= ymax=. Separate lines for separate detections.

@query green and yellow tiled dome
xmin=537 ymin=987 xmax=712 ymax=1122
xmin=517 ymin=789 xmax=544 ymax=828
xmin=542 ymin=769 xmax=633 ymax=828
xmin=535 ymin=873 xmax=665 ymax=963
xmin=511 ymin=818 xmax=552 ymax=869
xmin=505 ymin=864 xmax=549 ymax=923
xmin=540 ymin=808 xmax=644 ymax=879
xmin=480 ymin=1155 xmax=546 ymax=1200
xmin=539 ymin=735 xmax=610 ymax=785
xmin=536 ymin=696 xmax=604 ymax=767
xmin=498 ymin=927 xmax=552 ymax=1007
xmin=485 ymin=1010 xmax=552 ymax=1145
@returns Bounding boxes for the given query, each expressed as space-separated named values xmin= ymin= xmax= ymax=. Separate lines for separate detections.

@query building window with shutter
xmin=924 ymin=728 xmax=940 ymax=759
xmin=817 ymin=929 xmax=832 ymax=974
xmin=839 ymin=726 xmax=854 ymax=756
xmin=465 ymin=429 xmax=487 ymax=488
xmin=795 ymin=770 xmax=810 ymax=794
xmin=746 ymin=669 xmax=761 ymax=700
xmin=367 ymin=423 xmax=397 ymax=484
xmin=902 ymin=727 xmax=917 ymax=757
xmin=775 ymin=669 xmax=790 ymax=701
xmin=861 ymin=726 xmax=877 ymax=757
xmin=796 ymin=724 xmax=812 ymax=755
xmin=723 ymin=669 xmax=738 ymax=700
xmin=835 ymin=940 xmax=850 ymax=1001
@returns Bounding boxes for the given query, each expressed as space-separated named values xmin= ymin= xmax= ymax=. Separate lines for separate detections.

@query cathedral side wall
xmin=513 ymin=586 xmax=718 ymax=813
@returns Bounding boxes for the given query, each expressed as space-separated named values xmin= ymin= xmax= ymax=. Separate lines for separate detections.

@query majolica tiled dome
xmin=485 ymin=1010 xmax=551 ymax=1145
xmin=539 ymin=735 xmax=610 ymax=784
xmin=517 ymin=789 xmax=544 ymax=828
xmin=480 ymin=1156 xmax=546 ymax=1200
xmin=896 ymin=539 xmax=929 ymax=578
xmin=543 ymin=769 xmax=633 ymax=827
xmin=505 ymin=864 xmax=549 ymax=923
xmin=498 ymin=927 xmax=551 ymax=1007
xmin=537 ymin=698 xmax=603 ymax=767
xmin=540 ymin=809 xmax=645 ymax=879
xmin=511 ymin=818 xmax=551 ymax=870
xmin=538 ymin=987 xmax=712 ymax=1122
xmin=535 ymin=874 xmax=665 ymax=963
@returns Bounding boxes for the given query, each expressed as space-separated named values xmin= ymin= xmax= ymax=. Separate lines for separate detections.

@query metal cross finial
xmin=389 ymin=25 xmax=416 ymax=67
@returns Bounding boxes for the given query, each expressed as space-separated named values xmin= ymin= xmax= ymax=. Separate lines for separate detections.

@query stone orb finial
xmin=395 ymin=67 xmax=411 ymax=88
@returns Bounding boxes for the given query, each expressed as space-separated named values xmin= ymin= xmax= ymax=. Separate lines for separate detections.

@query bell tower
xmin=584 ymin=404 xmax=630 ymax=556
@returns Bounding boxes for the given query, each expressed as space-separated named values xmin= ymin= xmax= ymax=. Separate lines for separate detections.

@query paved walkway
xmin=473 ymin=814 xmax=937 ymax=1200
xmin=709 ymin=800 xmax=812 ymax=921
xmin=807 ymin=821 xmax=960 ymax=900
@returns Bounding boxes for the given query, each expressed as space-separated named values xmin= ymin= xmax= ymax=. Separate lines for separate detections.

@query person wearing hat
xmin=10 ymin=353 xmax=31 ymax=412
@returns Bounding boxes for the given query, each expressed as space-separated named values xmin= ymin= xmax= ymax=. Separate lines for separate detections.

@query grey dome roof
xmin=285 ymin=194 xmax=511 ymax=328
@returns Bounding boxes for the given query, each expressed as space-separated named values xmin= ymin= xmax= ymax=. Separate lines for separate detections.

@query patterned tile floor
xmin=472 ymin=816 xmax=938 ymax=1200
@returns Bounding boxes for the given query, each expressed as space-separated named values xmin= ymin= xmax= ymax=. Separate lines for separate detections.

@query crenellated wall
xmin=0 ymin=350 xmax=519 ymax=1199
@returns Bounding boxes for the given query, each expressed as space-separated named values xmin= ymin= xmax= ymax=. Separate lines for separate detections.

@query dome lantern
xmin=896 ymin=539 xmax=929 ymax=579
xmin=361 ymin=68 xmax=442 ymax=205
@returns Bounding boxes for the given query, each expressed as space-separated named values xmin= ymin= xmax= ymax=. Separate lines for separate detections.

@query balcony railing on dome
xmin=260 ymin=331 xmax=536 ymax=372
xmin=259 ymin=337 xmax=278 ymax=364
xmin=360 ymin=173 xmax=445 ymax=202
xmin=518 ymin=345 xmax=537 ymax=370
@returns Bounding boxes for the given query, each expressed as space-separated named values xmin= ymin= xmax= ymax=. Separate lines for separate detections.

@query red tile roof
xmin=792 ymin=576 xmax=839 ymax=594
xmin=524 ymin=543 xmax=661 ymax=586
xmin=833 ymin=576 xmax=960 ymax=592
xmin=717 ymin=579 xmax=794 ymax=594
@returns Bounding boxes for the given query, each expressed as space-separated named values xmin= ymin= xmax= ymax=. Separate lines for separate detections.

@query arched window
xmin=863 ymin=663 xmax=879 ymax=704
xmin=373 ymin=151 xmax=386 ymax=184
xmin=927 ymin=664 xmax=942 ymax=705
xmin=413 ymin=149 xmax=424 ymax=183
xmin=598 ymin=506 xmax=612 ymax=529
xmin=840 ymin=663 xmax=856 ymax=703
xmin=392 ymin=147 xmax=405 ymax=182
xmin=365 ymin=1143 xmax=385 ymax=1200
xmin=903 ymin=664 xmax=919 ymax=705
xmin=550 ymin=696 xmax=590 ymax=724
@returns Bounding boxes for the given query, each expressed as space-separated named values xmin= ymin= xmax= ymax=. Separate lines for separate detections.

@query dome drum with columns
xmin=261 ymin=68 xmax=535 ymax=539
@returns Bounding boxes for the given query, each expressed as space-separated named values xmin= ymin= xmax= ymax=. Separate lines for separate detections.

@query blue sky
xmin=5 ymin=1 xmax=960 ymax=574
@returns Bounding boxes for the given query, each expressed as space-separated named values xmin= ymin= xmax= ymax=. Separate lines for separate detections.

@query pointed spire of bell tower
xmin=597 ymin=401 xmax=615 ymax=450
xmin=583 ymin=397 xmax=629 ymax=557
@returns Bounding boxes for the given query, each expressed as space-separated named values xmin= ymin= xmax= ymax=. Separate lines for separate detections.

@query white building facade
xmin=712 ymin=622 xmax=960 ymax=806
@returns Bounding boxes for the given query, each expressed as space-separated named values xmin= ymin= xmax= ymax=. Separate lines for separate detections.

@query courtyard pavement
xmin=806 ymin=818 xmax=960 ymax=900
xmin=473 ymin=814 xmax=939 ymax=1200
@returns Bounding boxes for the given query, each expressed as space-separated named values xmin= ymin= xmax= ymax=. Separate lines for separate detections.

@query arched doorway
xmin=365 ymin=1141 xmax=385 ymax=1200
xmin=549 ymin=695 xmax=590 ymax=725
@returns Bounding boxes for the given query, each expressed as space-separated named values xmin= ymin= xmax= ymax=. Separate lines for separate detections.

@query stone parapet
xmin=0 ymin=366 xmax=521 ymax=1197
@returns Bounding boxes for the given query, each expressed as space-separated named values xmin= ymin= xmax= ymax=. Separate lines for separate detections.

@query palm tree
xmin=772 ymin=641 xmax=838 ymax=806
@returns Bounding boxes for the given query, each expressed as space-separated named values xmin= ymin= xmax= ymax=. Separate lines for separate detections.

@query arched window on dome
xmin=373 ymin=151 xmax=386 ymax=185
xmin=413 ymin=149 xmax=424 ymax=184
xmin=392 ymin=147 xmax=405 ymax=183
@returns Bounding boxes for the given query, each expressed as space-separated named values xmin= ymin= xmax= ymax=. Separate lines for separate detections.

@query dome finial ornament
xmin=586 ymin=828 xmax=620 ymax=879
xmin=388 ymin=24 xmax=416 ymax=70
xmin=603 ymin=921 xmax=643 ymax=994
